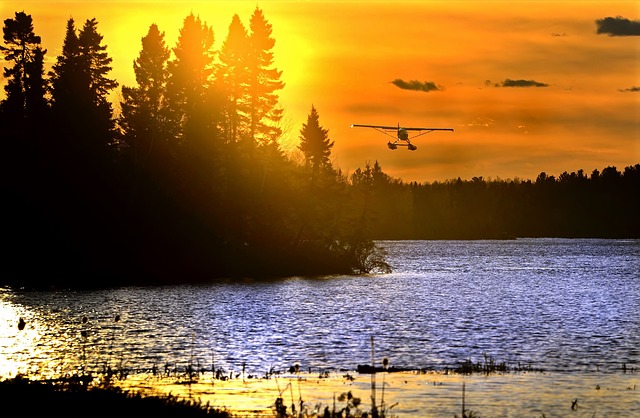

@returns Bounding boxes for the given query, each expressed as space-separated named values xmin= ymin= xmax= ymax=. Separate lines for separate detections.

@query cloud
xmin=595 ymin=16 xmax=640 ymax=36
xmin=619 ymin=86 xmax=640 ymax=93
xmin=391 ymin=79 xmax=443 ymax=92
xmin=500 ymin=79 xmax=549 ymax=88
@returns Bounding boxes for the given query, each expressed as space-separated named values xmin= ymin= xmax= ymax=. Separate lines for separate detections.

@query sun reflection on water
xmin=0 ymin=299 xmax=38 ymax=378
xmin=115 ymin=369 xmax=639 ymax=417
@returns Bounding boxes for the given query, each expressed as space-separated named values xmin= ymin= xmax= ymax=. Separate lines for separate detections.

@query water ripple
xmin=1 ymin=239 xmax=638 ymax=378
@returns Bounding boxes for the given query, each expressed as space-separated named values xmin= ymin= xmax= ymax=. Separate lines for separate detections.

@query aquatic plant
xmin=454 ymin=382 xmax=482 ymax=418
xmin=370 ymin=336 xmax=378 ymax=418
xmin=104 ymin=313 xmax=121 ymax=377
xmin=80 ymin=315 xmax=90 ymax=378
xmin=363 ymin=337 xmax=397 ymax=418
xmin=379 ymin=357 xmax=399 ymax=417
xmin=337 ymin=391 xmax=363 ymax=417
xmin=272 ymin=380 xmax=301 ymax=417
xmin=455 ymin=358 xmax=502 ymax=375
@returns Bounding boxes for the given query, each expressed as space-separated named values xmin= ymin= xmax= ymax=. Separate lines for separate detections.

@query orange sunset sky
xmin=2 ymin=1 xmax=639 ymax=183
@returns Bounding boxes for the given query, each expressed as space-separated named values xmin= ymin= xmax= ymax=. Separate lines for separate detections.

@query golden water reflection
xmin=0 ymin=300 xmax=39 ymax=378
xmin=116 ymin=370 xmax=639 ymax=417
xmin=0 ymin=295 xmax=126 ymax=380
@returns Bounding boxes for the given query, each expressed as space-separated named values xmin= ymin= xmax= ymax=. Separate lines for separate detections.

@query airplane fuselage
xmin=351 ymin=123 xmax=453 ymax=151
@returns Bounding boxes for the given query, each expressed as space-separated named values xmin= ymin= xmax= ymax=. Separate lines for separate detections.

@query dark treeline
xmin=357 ymin=162 xmax=640 ymax=240
xmin=1 ymin=11 xmax=637 ymax=289
xmin=1 ymin=9 xmax=389 ymax=288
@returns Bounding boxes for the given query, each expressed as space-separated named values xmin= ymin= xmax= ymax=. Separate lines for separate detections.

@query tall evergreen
xmin=293 ymin=105 xmax=335 ymax=245
xmin=120 ymin=23 xmax=170 ymax=167
xmin=165 ymin=13 xmax=216 ymax=146
xmin=77 ymin=18 xmax=118 ymax=151
xmin=49 ymin=17 xmax=82 ymax=134
xmin=298 ymin=105 xmax=334 ymax=180
xmin=0 ymin=11 xmax=48 ymax=134
xmin=49 ymin=17 xmax=117 ymax=156
xmin=216 ymin=14 xmax=250 ymax=144
xmin=247 ymin=7 xmax=284 ymax=146
xmin=24 ymin=45 xmax=47 ymax=123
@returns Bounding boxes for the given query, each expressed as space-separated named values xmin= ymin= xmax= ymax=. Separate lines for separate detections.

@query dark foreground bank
xmin=0 ymin=377 xmax=231 ymax=418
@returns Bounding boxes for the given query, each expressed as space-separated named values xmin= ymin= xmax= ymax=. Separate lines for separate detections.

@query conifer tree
xmin=298 ymin=105 xmax=334 ymax=180
xmin=0 ymin=11 xmax=48 ymax=132
xmin=49 ymin=18 xmax=82 ymax=123
xmin=78 ymin=18 xmax=118 ymax=148
xmin=120 ymin=23 xmax=170 ymax=166
xmin=215 ymin=14 xmax=250 ymax=144
xmin=165 ymin=13 xmax=216 ymax=146
xmin=49 ymin=17 xmax=117 ymax=154
xmin=247 ymin=7 xmax=284 ymax=146
xmin=294 ymin=105 xmax=336 ymax=245
xmin=24 ymin=46 xmax=48 ymax=122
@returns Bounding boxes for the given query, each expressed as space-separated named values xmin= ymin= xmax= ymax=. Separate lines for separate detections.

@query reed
xmin=454 ymin=381 xmax=480 ymax=418
xmin=454 ymin=354 xmax=510 ymax=375
xmin=370 ymin=335 xmax=378 ymax=418
xmin=105 ymin=313 xmax=121 ymax=376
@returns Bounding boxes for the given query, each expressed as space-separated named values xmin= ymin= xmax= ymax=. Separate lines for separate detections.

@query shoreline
xmin=2 ymin=363 xmax=638 ymax=417
xmin=113 ymin=368 xmax=639 ymax=417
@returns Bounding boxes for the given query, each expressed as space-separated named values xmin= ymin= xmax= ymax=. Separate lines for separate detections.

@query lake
xmin=1 ymin=238 xmax=639 ymax=416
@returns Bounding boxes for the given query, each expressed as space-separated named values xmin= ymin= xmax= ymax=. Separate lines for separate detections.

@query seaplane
xmin=351 ymin=123 xmax=453 ymax=150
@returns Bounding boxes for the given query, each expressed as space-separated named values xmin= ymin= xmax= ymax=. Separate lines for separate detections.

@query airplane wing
xmin=351 ymin=124 xmax=453 ymax=132
xmin=351 ymin=124 xmax=398 ymax=130
xmin=403 ymin=127 xmax=454 ymax=132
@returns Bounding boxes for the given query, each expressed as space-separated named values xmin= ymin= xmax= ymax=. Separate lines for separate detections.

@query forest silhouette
xmin=1 ymin=10 xmax=638 ymax=289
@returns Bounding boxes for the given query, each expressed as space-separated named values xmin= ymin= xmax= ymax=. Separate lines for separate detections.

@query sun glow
xmin=2 ymin=1 xmax=638 ymax=182
xmin=0 ymin=299 xmax=38 ymax=379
